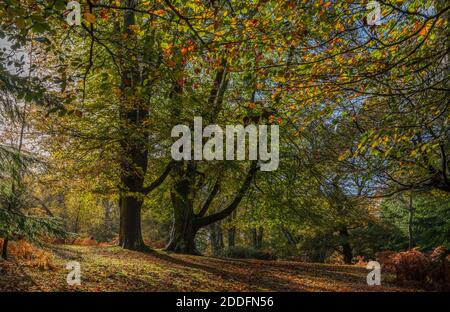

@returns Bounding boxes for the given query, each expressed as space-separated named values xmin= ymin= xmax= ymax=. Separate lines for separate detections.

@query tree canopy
xmin=0 ymin=0 xmax=449 ymax=267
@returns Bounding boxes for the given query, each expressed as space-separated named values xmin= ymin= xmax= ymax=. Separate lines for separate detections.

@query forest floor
xmin=0 ymin=244 xmax=420 ymax=292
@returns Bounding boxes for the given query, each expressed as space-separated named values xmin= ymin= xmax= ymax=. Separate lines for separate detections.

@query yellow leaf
xmin=419 ymin=25 xmax=429 ymax=36
xmin=84 ymin=12 xmax=96 ymax=24
xmin=154 ymin=9 xmax=166 ymax=16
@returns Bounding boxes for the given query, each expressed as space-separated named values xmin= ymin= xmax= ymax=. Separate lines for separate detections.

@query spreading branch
xmin=195 ymin=161 xmax=258 ymax=228
xmin=142 ymin=160 xmax=175 ymax=195
xmin=196 ymin=178 xmax=220 ymax=218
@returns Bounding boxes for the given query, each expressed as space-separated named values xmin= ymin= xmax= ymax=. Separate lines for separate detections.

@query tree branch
xmin=195 ymin=161 xmax=258 ymax=228
xmin=196 ymin=178 xmax=220 ymax=217
xmin=142 ymin=160 xmax=175 ymax=195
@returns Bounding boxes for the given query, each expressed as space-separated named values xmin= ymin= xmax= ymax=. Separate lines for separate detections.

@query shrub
xmin=41 ymin=236 xmax=68 ymax=244
xmin=354 ymin=255 xmax=368 ymax=267
xmin=9 ymin=240 xmax=56 ymax=270
xmin=426 ymin=246 xmax=450 ymax=291
xmin=393 ymin=248 xmax=430 ymax=285
xmin=108 ymin=235 xmax=119 ymax=245
xmin=218 ymin=246 xmax=277 ymax=260
xmin=375 ymin=250 xmax=396 ymax=272
xmin=377 ymin=247 xmax=450 ymax=290
xmin=324 ymin=251 xmax=345 ymax=265
xmin=72 ymin=236 xmax=98 ymax=246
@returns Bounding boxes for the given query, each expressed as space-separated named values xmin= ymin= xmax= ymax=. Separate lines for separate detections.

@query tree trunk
xmin=228 ymin=227 xmax=236 ymax=248
xmin=73 ymin=205 xmax=81 ymax=233
xmin=210 ymin=226 xmax=218 ymax=254
xmin=281 ymin=227 xmax=298 ymax=246
xmin=166 ymin=205 xmax=198 ymax=254
xmin=166 ymin=228 xmax=198 ymax=253
xmin=117 ymin=1 xmax=148 ymax=251
xmin=251 ymin=227 xmax=263 ymax=249
xmin=56 ymin=193 xmax=67 ymax=228
xmin=339 ymin=227 xmax=353 ymax=264
xmin=217 ymin=225 xmax=224 ymax=250
xmin=103 ymin=199 xmax=112 ymax=237
xmin=227 ymin=209 xmax=237 ymax=248
xmin=210 ymin=222 xmax=224 ymax=255
xmin=257 ymin=226 xmax=263 ymax=249
xmin=1 ymin=237 xmax=8 ymax=260
xmin=166 ymin=163 xmax=198 ymax=254
xmin=408 ymin=192 xmax=415 ymax=250
xmin=251 ymin=228 xmax=256 ymax=248
xmin=167 ymin=161 xmax=257 ymax=254
xmin=119 ymin=196 xmax=145 ymax=250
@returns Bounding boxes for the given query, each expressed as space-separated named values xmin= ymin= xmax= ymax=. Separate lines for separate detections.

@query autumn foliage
xmin=0 ymin=0 xmax=449 ymax=294
xmin=377 ymin=247 xmax=450 ymax=290
xmin=426 ymin=247 xmax=450 ymax=291
xmin=0 ymin=239 xmax=55 ymax=271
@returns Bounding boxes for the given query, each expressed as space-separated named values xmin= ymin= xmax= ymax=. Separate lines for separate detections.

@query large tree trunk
xmin=339 ymin=227 xmax=353 ymax=264
xmin=118 ymin=142 xmax=148 ymax=251
xmin=119 ymin=196 xmax=145 ymax=250
xmin=166 ymin=219 xmax=197 ymax=254
xmin=117 ymin=0 xmax=148 ymax=251
xmin=166 ymin=163 xmax=199 ymax=254
xmin=166 ymin=60 xmax=238 ymax=255
xmin=167 ymin=162 xmax=257 ymax=255
xmin=166 ymin=195 xmax=198 ymax=254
